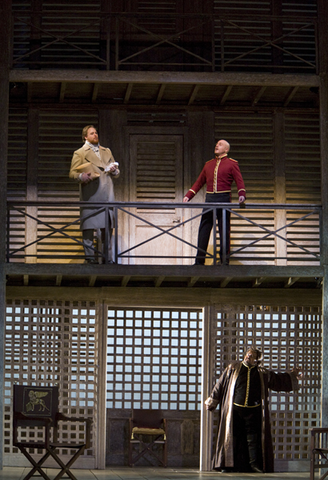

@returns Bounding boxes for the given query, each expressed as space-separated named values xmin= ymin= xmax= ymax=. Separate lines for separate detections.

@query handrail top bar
xmin=6 ymin=201 xmax=322 ymax=210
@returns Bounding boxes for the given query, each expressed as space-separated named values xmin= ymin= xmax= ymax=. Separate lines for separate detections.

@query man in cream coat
xmin=69 ymin=125 xmax=120 ymax=263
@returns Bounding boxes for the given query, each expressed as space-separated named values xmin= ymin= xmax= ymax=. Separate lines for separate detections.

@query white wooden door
xmin=128 ymin=134 xmax=184 ymax=265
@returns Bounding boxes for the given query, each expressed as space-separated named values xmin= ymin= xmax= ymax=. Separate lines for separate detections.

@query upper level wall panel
xmin=11 ymin=0 xmax=318 ymax=73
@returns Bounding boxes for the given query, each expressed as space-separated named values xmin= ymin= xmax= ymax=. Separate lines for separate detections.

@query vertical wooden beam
xmin=96 ymin=301 xmax=108 ymax=469
xmin=318 ymin=0 xmax=328 ymax=427
xmin=273 ymin=111 xmax=286 ymax=265
xmin=0 ymin=0 xmax=11 ymax=470
xmin=200 ymin=305 xmax=214 ymax=471
xmin=25 ymin=109 xmax=39 ymax=263
xmin=271 ymin=0 xmax=283 ymax=73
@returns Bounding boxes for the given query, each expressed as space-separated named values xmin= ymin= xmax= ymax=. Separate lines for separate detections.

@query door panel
xmin=129 ymin=134 xmax=184 ymax=265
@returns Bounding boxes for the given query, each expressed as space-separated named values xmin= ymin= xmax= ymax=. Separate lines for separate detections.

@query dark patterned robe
xmin=206 ymin=361 xmax=300 ymax=472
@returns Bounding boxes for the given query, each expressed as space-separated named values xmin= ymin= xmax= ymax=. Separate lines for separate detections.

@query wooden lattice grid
xmin=4 ymin=299 xmax=98 ymax=465
xmin=106 ymin=307 xmax=203 ymax=410
xmin=211 ymin=303 xmax=321 ymax=464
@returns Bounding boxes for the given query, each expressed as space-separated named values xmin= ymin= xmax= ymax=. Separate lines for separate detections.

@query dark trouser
xmin=195 ymin=192 xmax=231 ymax=265
xmin=83 ymin=227 xmax=113 ymax=263
xmin=233 ymin=405 xmax=262 ymax=472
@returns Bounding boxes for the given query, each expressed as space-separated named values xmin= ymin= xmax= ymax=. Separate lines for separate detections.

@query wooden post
xmin=200 ymin=305 xmax=214 ymax=471
xmin=25 ymin=109 xmax=39 ymax=263
xmin=0 ymin=0 xmax=11 ymax=470
xmin=273 ymin=110 xmax=287 ymax=265
xmin=318 ymin=0 xmax=328 ymax=426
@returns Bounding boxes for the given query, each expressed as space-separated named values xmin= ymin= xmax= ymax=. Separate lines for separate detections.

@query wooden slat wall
xmin=214 ymin=0 xmax=273 ymax=70
xmin=36 ymin=111 xmax=98 ymax=263
xmin=7 ymin=109 xmax=28 ymax=262
xmin=12 ymin=0 xmax=102 ymax=68
xmin=213 ymin=0 xmax=316 ymax=72
xmin=284 ymin=113 xmax=320 ymax=265
xmin=215 ymin=112 xmax=275 ymax=264
xmin=136 ymin=141 xmax=177 ymax=202
xmin=12 ymin=0 xmax=316 ymax=72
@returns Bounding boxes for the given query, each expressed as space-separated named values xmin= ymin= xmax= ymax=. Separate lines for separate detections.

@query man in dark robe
xmin=205 ymin=347 xmax=302 ymax=473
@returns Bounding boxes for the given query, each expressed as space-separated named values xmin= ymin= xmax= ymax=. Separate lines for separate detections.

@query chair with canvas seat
xmin=310 ymin=427 xmax=328 ymax=480
xmin=129 ymin=409 xmax=167 ymax=467
xmin=13 ymin=384 xmax=92 ymax=480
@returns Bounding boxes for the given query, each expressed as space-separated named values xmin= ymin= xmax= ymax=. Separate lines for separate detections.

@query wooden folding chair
xmin=129 ymin=409 xmax=167 ymax=467
xmin=13 ymin=385 xmax=92 ymax=480
xmin=310 ymin=427 xmax=328 ymax=480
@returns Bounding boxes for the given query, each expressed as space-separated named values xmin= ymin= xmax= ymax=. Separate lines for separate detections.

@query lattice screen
xmin=106 ymin=307 xmax=203 ymax=410
xmin=3 ymin=299 xmax=98 ymax=468
xmin=211 ymin=304 xmax=321 ymax=465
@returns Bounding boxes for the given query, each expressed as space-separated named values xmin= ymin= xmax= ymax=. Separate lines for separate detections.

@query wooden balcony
xmin=5 ymin=201 xmax=323 ymax=289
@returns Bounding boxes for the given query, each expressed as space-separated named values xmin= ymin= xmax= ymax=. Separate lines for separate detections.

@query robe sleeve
xmin=205 ymin=364 xmax=235 ymax=411
xmin=266 ymin=369 xmax=300 ymax=392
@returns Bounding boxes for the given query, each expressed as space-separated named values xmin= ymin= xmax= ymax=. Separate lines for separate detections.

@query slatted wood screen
xmin=7 ymin=109 xmax=99 ymax=263
xmin=137 ymin=1 xmax=177 ymax=34
xmin=214 ymin=1 xmax=272 ymax=70
xmin=212 ymin=303 xmax=321 ymax=470
xmin=213 ymin=0 xmax=316 ymax=72
xmin=36 ymin=111 xmax=98 ymax=263
xmin=214 ymin=111 xmax=320 ymax=265
xmin=12 ymin=0 xmax=102 ymax=68
xmin=214 ymin=112 xmax=276 ymax=264
xmin=7 ymin=109 xmax=28 ymax=262
xmin=3 ymin=299 xmax=98 ymax=468
xmin=285 ymin=114 xmax=320 ymax=265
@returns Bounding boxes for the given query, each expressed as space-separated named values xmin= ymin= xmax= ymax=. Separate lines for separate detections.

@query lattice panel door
xmin=106 ymin=307 xmax=203 ymax=410
xmin=211 ymin=304 xmax=321 ymax=471
xmin=4 ymin=299 xmax=98 ymax=469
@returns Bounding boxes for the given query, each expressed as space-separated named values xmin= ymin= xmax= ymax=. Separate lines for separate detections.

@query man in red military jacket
xmin=183 ymin=139 xmax=246 ymax=265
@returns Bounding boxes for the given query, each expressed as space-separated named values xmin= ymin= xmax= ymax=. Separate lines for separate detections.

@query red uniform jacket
xmin=185 ymin=154 xmax=246 ymax=201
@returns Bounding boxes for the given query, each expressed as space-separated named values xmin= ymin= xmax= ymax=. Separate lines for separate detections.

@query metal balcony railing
xmin=6 ymin=201 xmax=321 ymax=265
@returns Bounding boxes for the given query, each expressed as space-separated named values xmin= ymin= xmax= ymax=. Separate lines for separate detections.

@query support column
xmin=318 ymin=0 xmax=328 ymax=426
xmin=200 ymin=305 xmax=215 ymax=471
xmin=0 ymin=0 xmax=11 ymax=470
xmin=273 ymin=110 xmax=287 ymax=265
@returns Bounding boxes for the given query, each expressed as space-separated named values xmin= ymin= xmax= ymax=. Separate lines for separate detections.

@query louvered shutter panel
xmin=215 ymin=112 xmax=275 ymax=265
xmin=285 ymin=114 xmax=320 ymax=265
xmin=36 ymin=111 xmax=98 ymax=263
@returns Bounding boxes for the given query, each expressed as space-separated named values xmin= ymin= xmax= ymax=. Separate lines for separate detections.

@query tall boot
xmin=247 ymin=434 xmax=263 ymax=473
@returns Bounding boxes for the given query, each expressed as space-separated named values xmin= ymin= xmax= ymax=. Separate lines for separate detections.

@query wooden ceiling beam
xmin=9 ymin=70 xmax=321 ymax=88
xmin=156 ymin=84 xmax=166 ymax=104
xmin=284 ymin=277 xmax=300 ymax=288
xmin=252 ymin=86 xmax=267 ymax=106
xmin=220 ymin=85 xmax=233 ymax=105
xmin=59 ymin=82 xmax=66 ymax=103
xmin=220 ymin=277 xmax=233 ymax=288
xmin=124 ymin=83 xmax=133 ymax=104
xmin=92 ymin=83 xmax=99 ymax=103
xmin=284 ymin=86 xmax=299 ymax=107
xmin=188 ymin=84 xmax=200 ymax=105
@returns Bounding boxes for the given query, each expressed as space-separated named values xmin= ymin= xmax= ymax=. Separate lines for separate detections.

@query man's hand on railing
xmin=239 ymin=195 xmax=246 ymax=207
xmin=183 ymin=196 xmax=190 ymax=202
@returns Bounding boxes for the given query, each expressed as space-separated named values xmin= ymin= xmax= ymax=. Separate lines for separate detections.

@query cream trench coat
xmin=69 ymin=143 xmax=120 ymax=230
